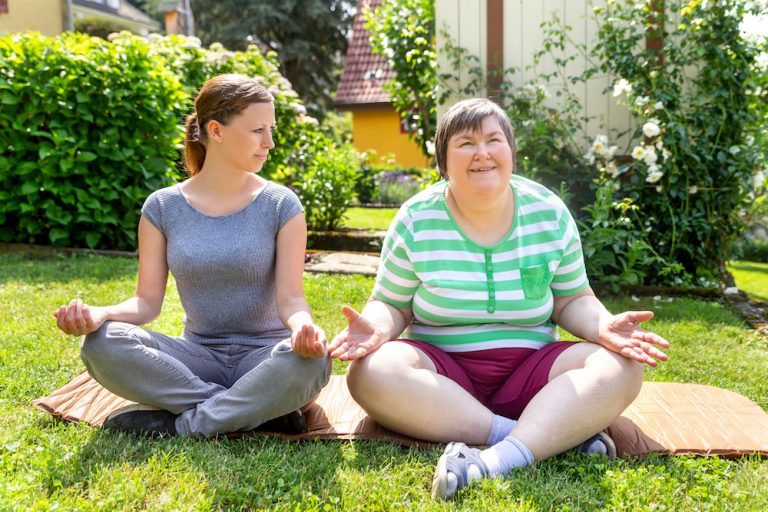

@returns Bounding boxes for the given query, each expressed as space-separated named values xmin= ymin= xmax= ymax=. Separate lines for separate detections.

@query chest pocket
xmin=520 ymin=263 xmax=552 ymax=300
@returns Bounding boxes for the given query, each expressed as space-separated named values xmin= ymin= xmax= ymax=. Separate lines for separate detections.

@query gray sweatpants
xmin=81 ymin=321 xmax=331 ymax=438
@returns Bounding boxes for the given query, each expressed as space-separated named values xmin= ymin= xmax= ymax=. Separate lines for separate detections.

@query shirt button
xmin=488 ymin=306 xmax=495 ymax=313
xmin=487 ymin=279 xmax=493 ymax=284
xmin=490 ymin=292 xmax=495 ymax=297
xmin=486 ymin=265 xmax=493 ymax=271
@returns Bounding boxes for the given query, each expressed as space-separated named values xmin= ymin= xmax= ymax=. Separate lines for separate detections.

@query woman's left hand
xmin=291 ymin=322 xmax=327 ymax=359
xmin=597 ymin=310 xmax=670 ymax=367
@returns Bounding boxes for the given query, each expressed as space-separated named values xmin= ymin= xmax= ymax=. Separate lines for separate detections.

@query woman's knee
xmin=80 ymin=321 xmax=124 ymax=367
xmin=592 ymin=348 xmax=644 ymax=400
xmin=346 ymin=342 xmax=424 ymax=401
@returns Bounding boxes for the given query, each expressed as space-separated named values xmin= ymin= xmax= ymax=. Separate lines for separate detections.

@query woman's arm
xmin=275 ymin=214 xmax=326 ymax=358
xmin=551 ymin=287 xmax=670 ymax=367
xmin=54 ymin=216 xmax=169 ymax=335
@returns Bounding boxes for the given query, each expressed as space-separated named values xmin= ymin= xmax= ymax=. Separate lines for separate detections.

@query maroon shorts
xmin=399 ymin=339 xmax=578 ymax=419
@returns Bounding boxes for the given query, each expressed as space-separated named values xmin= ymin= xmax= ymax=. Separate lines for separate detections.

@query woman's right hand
xmin=328 ymin=306 xmax=387 ymax=361
xmin=53 ymin=299 xmax=108 ymax=336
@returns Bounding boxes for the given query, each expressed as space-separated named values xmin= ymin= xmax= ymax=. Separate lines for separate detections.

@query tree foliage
xmin=191 ymin=0 xmax=354 ymax=117
xmin=365 ymin=0 xmax=436 ymax=159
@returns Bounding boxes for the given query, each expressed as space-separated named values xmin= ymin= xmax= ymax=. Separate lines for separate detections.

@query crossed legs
xmin=346 ymin=340 xmax=643 ymax=458
xmin=81 ymin=321 xmax=331 ymax=438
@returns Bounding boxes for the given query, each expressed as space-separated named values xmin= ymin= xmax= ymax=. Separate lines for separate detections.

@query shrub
xmin=583 ymin=0 xmax=768 ymax=286
xmin=0 ymin=32 xmax=360 ymax=247
xmin=0 ymin=32 xmax=185 ymax=250
xmin=287 ymin=133 xmax=359 ymax=231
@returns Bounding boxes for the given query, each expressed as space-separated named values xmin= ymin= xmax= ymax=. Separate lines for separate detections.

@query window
xmin=0 ymin=0 xmax=8 ymax=14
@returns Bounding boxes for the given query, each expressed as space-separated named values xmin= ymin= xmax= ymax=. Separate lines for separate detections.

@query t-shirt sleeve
xmin=371 ymin=205 xmax=420 ymax=309
xmin=551 ymin=204 xmax=590 ymax=297
xmin=140 ymin=190 xmax=164 ymax=234
xmin=276 ymin=186 xmax=303 ymax=230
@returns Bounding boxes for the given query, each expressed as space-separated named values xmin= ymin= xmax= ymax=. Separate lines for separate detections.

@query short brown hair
xmin=183 ymin=74 xmax=273 ymax=176
xmin=434 ymin=98 xmax=516 ymax=178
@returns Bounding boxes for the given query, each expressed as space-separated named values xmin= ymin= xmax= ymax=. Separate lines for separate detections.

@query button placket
xmin=485 ymin=249 xmax=496 ymax=314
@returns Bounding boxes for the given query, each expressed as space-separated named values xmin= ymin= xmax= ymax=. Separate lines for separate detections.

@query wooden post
xmin=487 ymin=0 xmax=504 ymax=99
xmin=646 ymin=0 xmax=665 ymax=67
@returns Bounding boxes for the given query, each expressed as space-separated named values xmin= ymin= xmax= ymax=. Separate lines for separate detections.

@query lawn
xmin=2 ymin=249 xmax=768 ymax=510
xmin=727 ymin=260 xmax=768 ymax=302
xmin=341 ymin=207 xmax=397 ymax=232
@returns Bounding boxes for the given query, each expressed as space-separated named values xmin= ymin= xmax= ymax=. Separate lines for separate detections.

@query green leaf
xmin=0 ymin=91 xmax=19 ymax=105
xmin=21 ymin=182 xmax=38 ymax=195
xmin=85 ymin=231 xmax=100 ymax=248
xmin=49 ymin=228 xmax=69 ymax=244
xmin=76 ymin=151 xmax=97 ymax=162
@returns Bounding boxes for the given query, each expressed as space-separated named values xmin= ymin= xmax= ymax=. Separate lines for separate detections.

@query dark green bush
xmin=0 ymin=32 xmax=360 ymax=246
xmin=0 ymin=32 xmax=185 ymax=250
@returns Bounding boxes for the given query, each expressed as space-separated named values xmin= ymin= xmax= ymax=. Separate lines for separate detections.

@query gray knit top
xmin=141 ymin=182 xmax=303 ymax=346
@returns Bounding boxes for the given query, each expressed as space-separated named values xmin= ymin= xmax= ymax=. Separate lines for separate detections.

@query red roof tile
xmin=334 ymin=0 xmax=394 ymax=106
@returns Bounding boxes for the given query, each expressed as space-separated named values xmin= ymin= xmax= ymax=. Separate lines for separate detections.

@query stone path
xmin=305 ymin=251 xmax=379 ymax=276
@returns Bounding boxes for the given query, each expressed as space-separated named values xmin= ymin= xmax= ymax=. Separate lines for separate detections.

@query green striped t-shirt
xmin=372 ymin=175 xmax=589 ymax=352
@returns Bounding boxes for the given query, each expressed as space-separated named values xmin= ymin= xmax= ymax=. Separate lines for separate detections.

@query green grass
xmin=728 ymin=260 xmax=768 ymax=302
xmin=341 ymin=207 xmax=397 ymax=232
xmin=2 ymin=250 xmax=768 ymax=510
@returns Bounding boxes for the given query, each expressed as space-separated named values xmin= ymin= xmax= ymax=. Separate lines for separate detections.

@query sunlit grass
xmin=2 ymin=250 xmax=767 ymax=510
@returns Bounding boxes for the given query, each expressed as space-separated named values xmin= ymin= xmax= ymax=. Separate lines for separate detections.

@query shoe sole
xmin=430 ymin=442 xmax=463 ymax=500
xmin=598 ymin=431 xmax=618 ymax=460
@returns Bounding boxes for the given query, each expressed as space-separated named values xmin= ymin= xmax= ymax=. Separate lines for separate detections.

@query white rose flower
xmin=632 ymin=146 xmax=646 ymax=159
xmin=646 ymin=169 xmax=664 ymax=183
xmin=607 ymin=145 xmax=619 ymax=158
xmin=584 ymin=151 xmax=596 ymax=165
xmin=613 ymin=78 xmax=632 ymax=97
xmin=655 ymin=140 xmax=664 ymax=150
xmin=653 ymin=101 xmax=664 ymax=110
xmin=606 ymin=162 xmax=619 ymax=177
xmin=643 ymin=148 xmax=658 ymax=165
xmin=426 ymin=140 xmax=435 ymax=156
xmin=635 ymin=95 xmax=650 ymax=108
xmin=643 ymin=121 xmax=661 ymax=138
xmin=689 ymin=185 xmax=698 ymax=194
xmin=656 ymin=185 xmax=664 ymax=192
xmin=662 ymin=147 xmax=671 ymax=159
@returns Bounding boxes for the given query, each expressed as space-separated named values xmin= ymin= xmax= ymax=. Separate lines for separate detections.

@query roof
xmin=74 ymin=1 xmax=160 ymax=28
xmin=333 ymin=0 xmax=393 ymax=107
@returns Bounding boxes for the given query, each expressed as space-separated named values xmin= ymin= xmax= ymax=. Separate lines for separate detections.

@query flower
xmin=661 ymin=147 xmax=671 ymax=159
xmin=643 ymin=121 xmax=661 ymax=138
xmin=653 ymin=101 xmax=664 ymax=110
xmin=643 ymin=147 xmax=658 ymax=165
xmin=656 ymin=185 xmax=664 ymax=192
xmin=635 ymin=95 xmax=650 ymax=108
xmin=613 ymin=78 xmax=632 ymax=97
xmin=605 ymin=162 xmax=619 ymax=177
xmin=689 ymin=185 xmax=699 ymax=194
xmin=425 ymin=140 xmax=435 ymax=156
xmin=729 ymin=145 xmax=741 ymax=155
xmin=632 ymin=146 xmax=646 ymax=159
xmin=646 ymin=169 xmax=664 ymax=183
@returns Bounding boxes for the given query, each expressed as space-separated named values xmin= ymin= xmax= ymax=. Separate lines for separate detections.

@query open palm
xmin=328 ymin=306 xmax=387 ymax=361
xmin=598 ymin=310 xmax=670 ymax=367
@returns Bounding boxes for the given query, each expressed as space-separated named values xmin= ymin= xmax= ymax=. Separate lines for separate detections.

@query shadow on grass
xmin=41 ymin=422 xmax=351 ymax=509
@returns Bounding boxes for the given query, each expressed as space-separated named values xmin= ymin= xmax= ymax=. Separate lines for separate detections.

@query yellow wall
xmin=0 ymin=0 xmax=64 ymax=36
xmin=352 ymin=106 xmax=430 ymax=169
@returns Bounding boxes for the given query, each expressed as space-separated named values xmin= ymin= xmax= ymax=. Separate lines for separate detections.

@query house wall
xmin=0 ymin=0 xmax=65 ymax=35
xmin=436 ymin=0 xmax=635 ymax=149
xmin=352 ymin=106 xmax=430 ymax=169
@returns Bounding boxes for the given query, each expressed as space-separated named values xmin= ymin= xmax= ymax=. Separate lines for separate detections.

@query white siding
xmin=437 ymin=0 xmax=634 ymax=149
